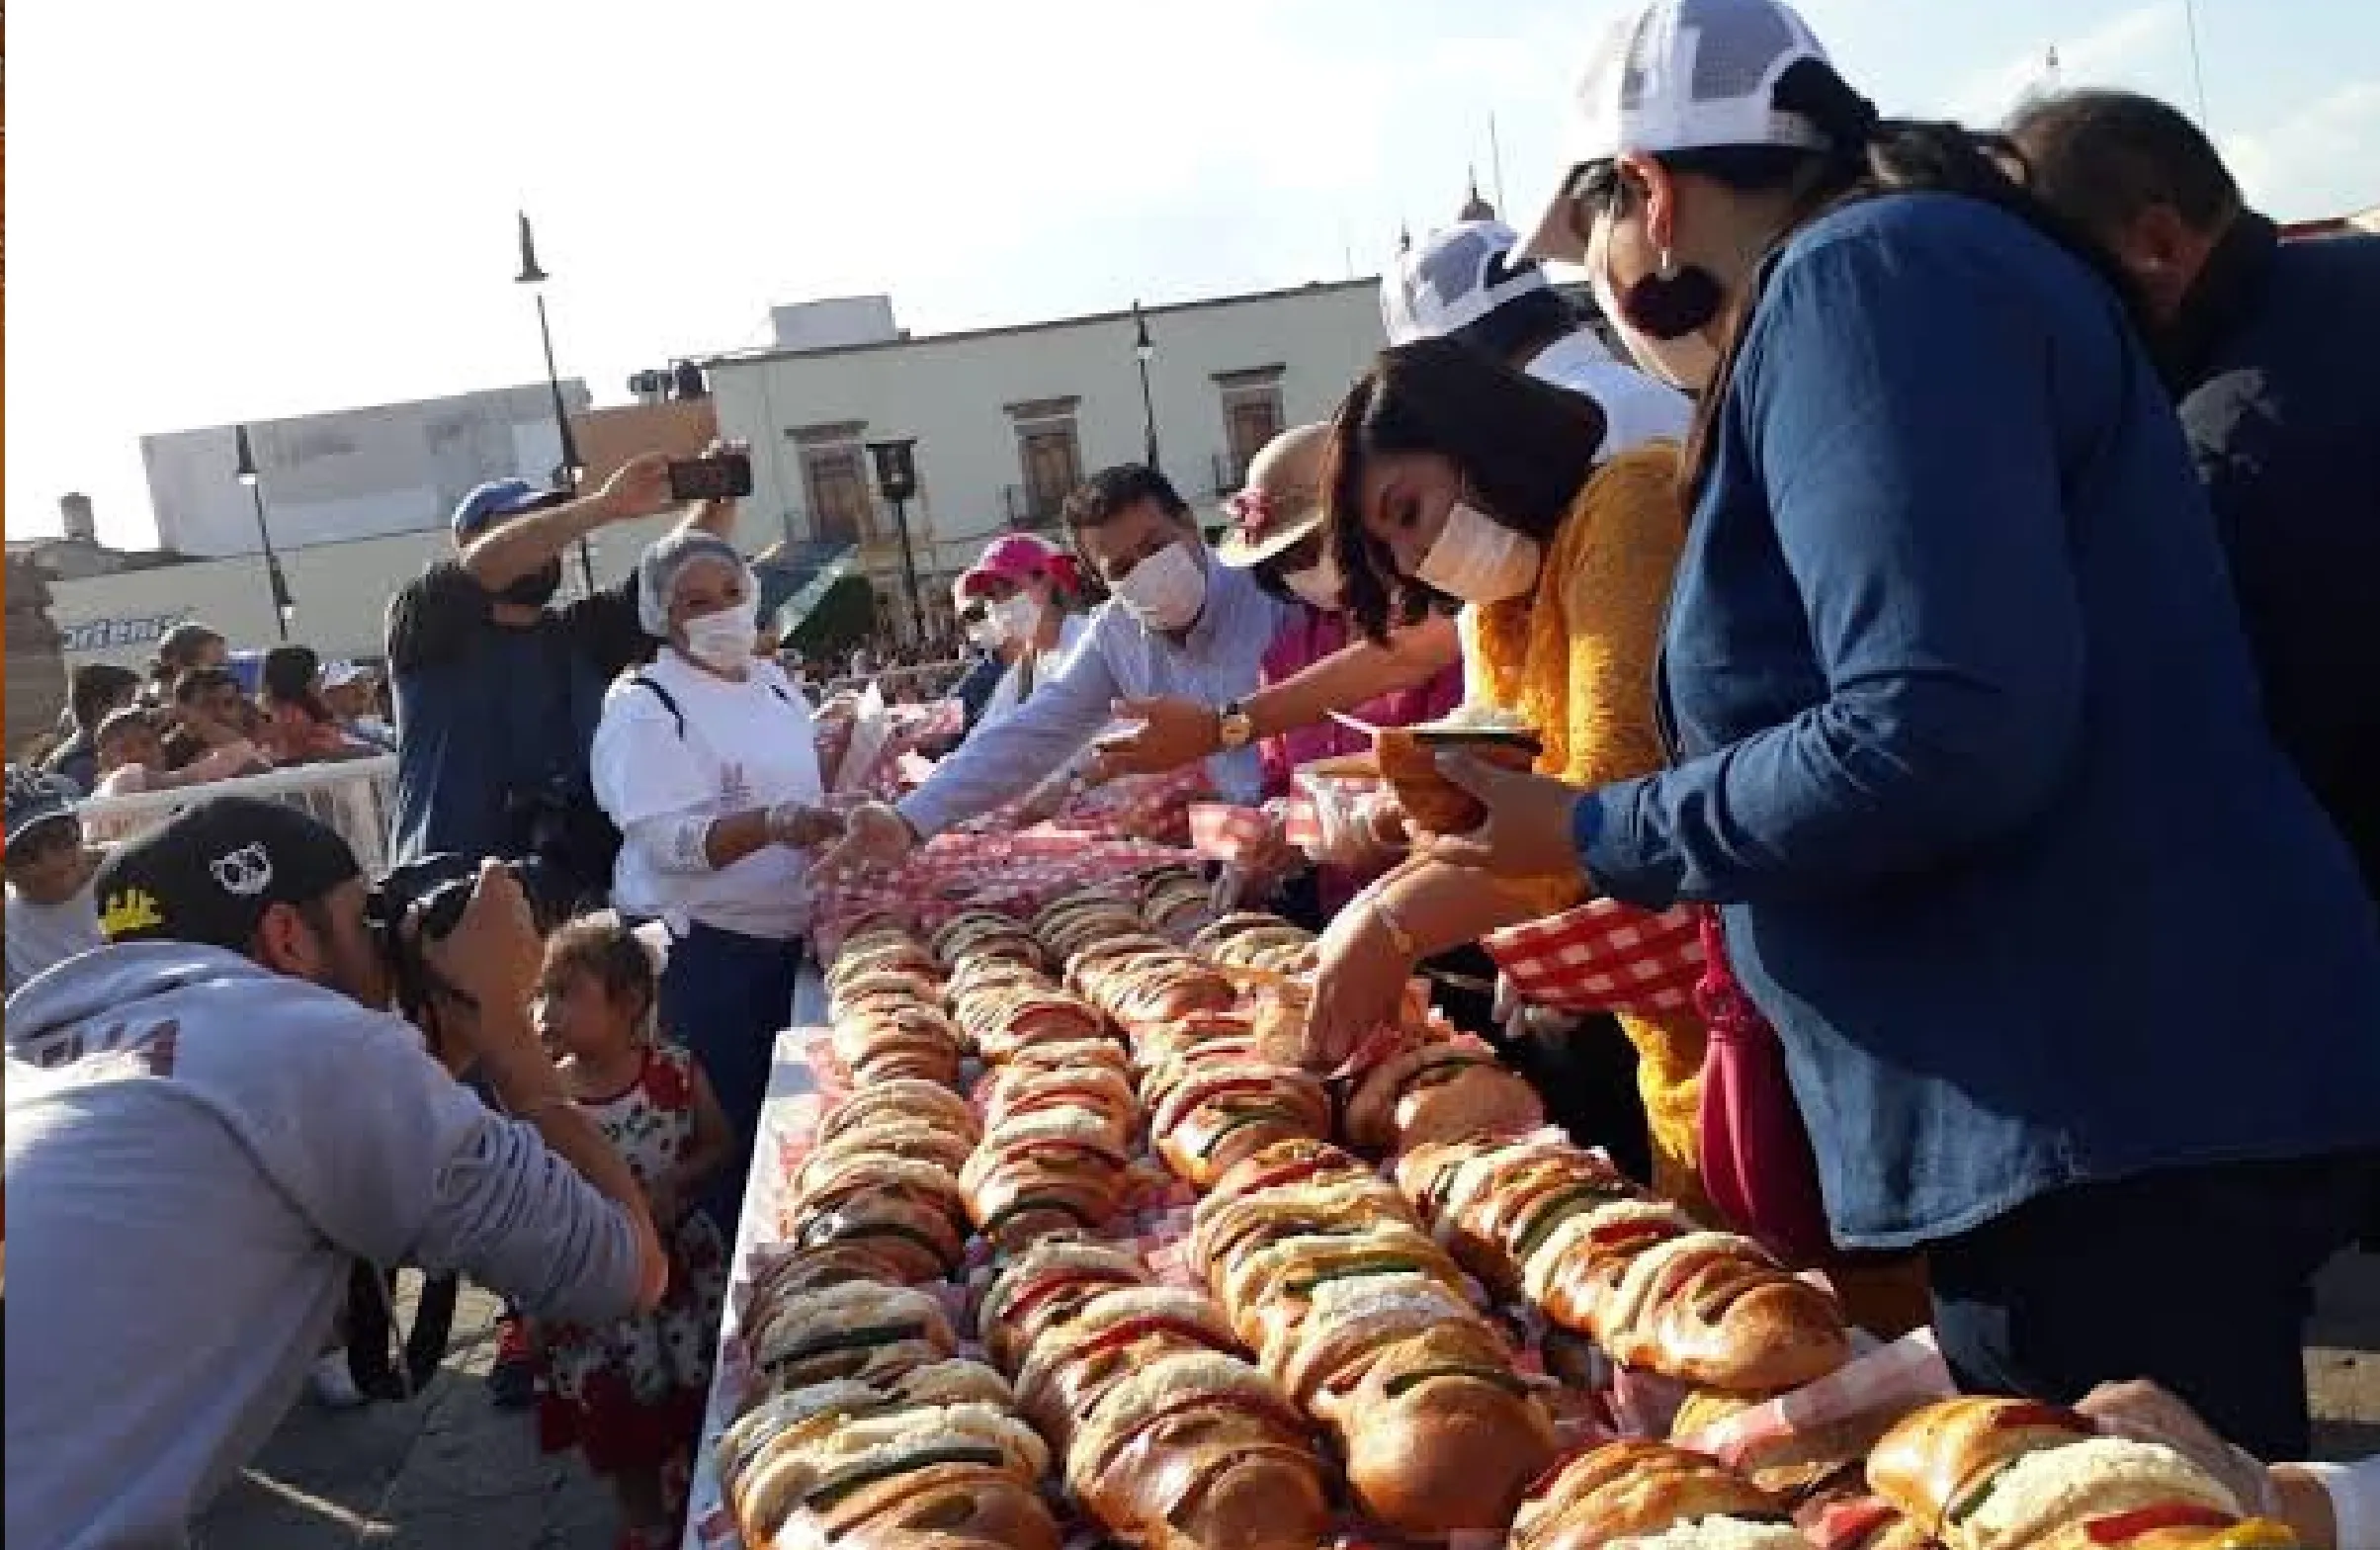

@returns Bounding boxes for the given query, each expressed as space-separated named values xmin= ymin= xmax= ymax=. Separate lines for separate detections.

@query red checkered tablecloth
xmin=1481 ymin=898 xmax=1706 ymax=1017
xmin=1187 ymin=801 xmax=1279 ymax=862
xmin=1047 ymin=765 xmax=1212 ymax=846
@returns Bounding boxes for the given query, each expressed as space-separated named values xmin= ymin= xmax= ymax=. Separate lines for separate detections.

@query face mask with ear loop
xmin=1112 ymin=540 xmax=1209 ymax=633
xmin=1281 ymin=550 xmax=1344 ymax=612
xmin=1581 ymin=164 xmax=1724 ymax=391
xmin=1413 ymin=499 xmax=1542 ymax=604
xmin=989 ymin=591 xmax=1045 ymax=646
xmin=680 ymin=598 xmax=761 ymax=670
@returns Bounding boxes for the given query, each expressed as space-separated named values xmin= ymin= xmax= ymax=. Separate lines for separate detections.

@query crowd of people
xmin=6 ymin=1 xmax=2376 ymax=1546
xmin=6 ymin=636 xmax=397 ymax=993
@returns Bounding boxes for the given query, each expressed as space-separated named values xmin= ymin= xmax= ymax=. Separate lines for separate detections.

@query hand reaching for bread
xmin=2078 ymin=1381 xmax=2285 ymax=1521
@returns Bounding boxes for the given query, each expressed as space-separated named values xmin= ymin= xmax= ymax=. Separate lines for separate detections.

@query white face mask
xmin=1413 ymin=501 xmax=1542 ymax=604
xmin=990 ymin=592 xmax=1044 ymax=646
xmin=680 ymin=598 xmax=760 ymax=670
xmin=964 ymin=615 xmax=1003 ymax=650
xmin=1112 ymin=540 xmax=1208 ymax=633
xmin=1282 ymin=550 xmax=1343 ymax=612
xmin=1587 ymin=207 xmax=1720 ymax=391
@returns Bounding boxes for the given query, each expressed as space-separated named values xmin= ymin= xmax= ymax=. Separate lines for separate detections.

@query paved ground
xmin=195 ymin=1281 xmax=617 ymax=1550
xmin=199 ymin=1255 xmax=2380 ymax=1549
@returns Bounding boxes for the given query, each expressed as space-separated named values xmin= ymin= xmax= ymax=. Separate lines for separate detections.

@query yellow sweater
xmin=1461 ymin=444 xmax=1713 ymax=1217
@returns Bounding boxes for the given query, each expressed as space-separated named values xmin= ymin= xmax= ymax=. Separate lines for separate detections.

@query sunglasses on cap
xmin=1559 ymin=159 xmax=1630 ymax=252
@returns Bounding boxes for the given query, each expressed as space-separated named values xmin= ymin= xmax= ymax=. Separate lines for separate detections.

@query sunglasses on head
xmin=1561 ymin=159 xmax=1629 ymax=250
xmin=1564 ymin=158 xmax=1629 ymax=209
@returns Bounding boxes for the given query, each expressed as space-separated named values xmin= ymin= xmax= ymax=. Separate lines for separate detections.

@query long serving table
xmin=680 ymin=964 xmax=830 ymax=1550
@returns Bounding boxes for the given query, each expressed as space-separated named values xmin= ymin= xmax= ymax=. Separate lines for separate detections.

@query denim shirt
xmin=1572 ymin=194 xmax=2380 ymax=1249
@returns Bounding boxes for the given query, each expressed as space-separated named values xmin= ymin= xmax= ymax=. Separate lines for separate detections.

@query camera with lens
xmin=501 ymin=775 xmax=622 ymax=912
xmin=364 ymin=851 xmax=575 ymax=1020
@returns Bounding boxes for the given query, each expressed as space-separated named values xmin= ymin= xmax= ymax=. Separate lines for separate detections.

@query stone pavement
xmin=198 ymin=1255 xmax=2380 ymax=1550
xmin=195 ymin=1280 xmax=616 ymax=1550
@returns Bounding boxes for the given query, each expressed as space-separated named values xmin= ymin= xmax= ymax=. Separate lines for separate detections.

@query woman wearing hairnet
xmin=590 ymin=531 xmax=842 ymax=1230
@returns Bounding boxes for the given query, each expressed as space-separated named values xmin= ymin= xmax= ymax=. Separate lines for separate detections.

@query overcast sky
xmin=9 ymin=0 xmax=2375 ymax=549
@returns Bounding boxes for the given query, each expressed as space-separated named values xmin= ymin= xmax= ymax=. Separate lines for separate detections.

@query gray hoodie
xmin=4 ymin=943 xmax=644 ymax=1550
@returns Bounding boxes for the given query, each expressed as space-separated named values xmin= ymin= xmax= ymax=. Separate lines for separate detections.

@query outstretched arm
xmin=1091 ymin=613 xmax=1462 ymax=780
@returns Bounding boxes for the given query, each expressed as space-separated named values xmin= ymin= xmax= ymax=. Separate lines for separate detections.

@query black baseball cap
xmin=96 ymin=796 xmax=363 ymax=950
xmin=5 ymin=765 xmax=81 ymax=850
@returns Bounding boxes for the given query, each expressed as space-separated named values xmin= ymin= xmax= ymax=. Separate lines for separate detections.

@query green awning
xmin=759 ymin=544 xmax=862 ymax=641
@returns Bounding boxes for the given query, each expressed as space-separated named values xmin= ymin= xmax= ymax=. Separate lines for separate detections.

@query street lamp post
xmin=514 ymin=213 xmax=598 ymax=595
xmin=1132 ymin=301 xmax=1160 ymax=474
xmin=867 ymin=439 xmax=927 ymax=643
xmin=232 ymin=425 xmax=295 ymax=642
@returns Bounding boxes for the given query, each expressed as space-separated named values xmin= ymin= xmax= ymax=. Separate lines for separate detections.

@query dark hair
xmin=261 ymin=646 xmax=333 ymax=724
xmin=173 ymin=666 xmax=241 ymax=706
xmin=1062 ymin=465 xmax=1191 ymax=537
xmin=1449 ymin=287 xmax=1581 ymax=367
xmin=541 ymin=914 xmax=660 ymax=1037
xmin=69 ymin=663 xmax=142 ymax=732
xmin=1608 ymin=58 xmax=2155 ymax=499
xmin=1324 ymin=336 xmax=1609 ymax=643
xmin=2003 ymin=89 xmax=2242 ymax=237
xmin=153 ymin=624 xmax=223 ymax=681
xmin=95 ymin=706 xmax=155 ymax=748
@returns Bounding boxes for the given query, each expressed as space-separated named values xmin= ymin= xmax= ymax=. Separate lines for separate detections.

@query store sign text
xmin=60 ymin=613 xmax=188 ymax=652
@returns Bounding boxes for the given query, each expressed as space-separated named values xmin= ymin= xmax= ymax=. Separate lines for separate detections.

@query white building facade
xmin=703 ymin=281 xmax=1386 ymax=597
xmin=51 ymin=282 xmax=1389 ymax=668
xmin=140 ymin=382 xmax=592 ymax=558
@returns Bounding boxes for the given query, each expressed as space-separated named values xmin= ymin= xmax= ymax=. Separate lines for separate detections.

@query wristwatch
xmin=1215 ymin=699 xmax=1255 ymax=752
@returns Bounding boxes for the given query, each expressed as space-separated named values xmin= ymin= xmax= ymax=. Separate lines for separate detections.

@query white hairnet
xmin=637 ymin=532 xmax=750 ymax=637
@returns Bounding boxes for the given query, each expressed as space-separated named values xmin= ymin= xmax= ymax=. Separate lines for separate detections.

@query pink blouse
xmin=1256 ymin=605 xmax=1465 ymax=799
xmin=1257 ymin=605 xmax=1464 ymax=913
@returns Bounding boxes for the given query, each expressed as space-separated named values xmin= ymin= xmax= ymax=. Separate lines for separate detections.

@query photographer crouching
xmin=3 ymin=797 xmax=665 ymax=1550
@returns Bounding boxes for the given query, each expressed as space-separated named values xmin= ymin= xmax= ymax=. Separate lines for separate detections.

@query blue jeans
xmin=658 ymin=922 xmax=803 ymax=1234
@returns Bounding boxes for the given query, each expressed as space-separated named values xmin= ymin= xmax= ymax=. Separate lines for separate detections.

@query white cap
xmin=1380 ymin=219 xmax=1553 ymax=345
xmin=1519 ymin=0 xmax=1833 ymax=264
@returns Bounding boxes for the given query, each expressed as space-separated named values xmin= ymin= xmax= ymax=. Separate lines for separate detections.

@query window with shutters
xmin=1005 ymin=395 xmax=1084 ymax=527
xmin=1214 ymin=366 xmax=1287 ymax=491
xmin=800 ymin=443 xmax=875 ymax=547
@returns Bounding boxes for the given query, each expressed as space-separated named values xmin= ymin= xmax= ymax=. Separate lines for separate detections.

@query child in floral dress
xmin=531 ymin=916 xmax=734 ymax=1549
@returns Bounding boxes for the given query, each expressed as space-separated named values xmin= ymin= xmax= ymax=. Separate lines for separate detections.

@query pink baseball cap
xmin=958 ymin=533 xmax=1079 ymax=597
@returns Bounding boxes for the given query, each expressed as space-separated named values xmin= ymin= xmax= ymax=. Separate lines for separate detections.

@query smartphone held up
xmin=666 ymin=449 xmax=755 ymax=503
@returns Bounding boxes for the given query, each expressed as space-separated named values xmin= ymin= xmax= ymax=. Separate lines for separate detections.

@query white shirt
xmin=5 ymin=873 xmax=103 ymax=996
xmin=591 ymin=650 xmax=825 ymax=940
xmin=1524 ymin=331 xmax=1693 ymax=461
xmin=978 ymin=612 xmax=1093 ymax=732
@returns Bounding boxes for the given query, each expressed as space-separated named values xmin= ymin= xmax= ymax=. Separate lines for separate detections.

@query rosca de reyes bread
xmin=1865 ymin=1398 xmax=2299 ymax=1550
xmin=1373 ymin=711 xmax=1543 ymax=834
xmin=1397 ymin=1132 xmax=1851 ymax=1392
xmin=1509 ymin=1440 xmax=1793 ymax=1550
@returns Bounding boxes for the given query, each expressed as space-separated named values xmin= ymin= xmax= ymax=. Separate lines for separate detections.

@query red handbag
xmin=1692 ymin=905 xmax=1836 ymax=1265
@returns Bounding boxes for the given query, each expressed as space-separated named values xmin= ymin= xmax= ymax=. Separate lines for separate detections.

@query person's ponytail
xmin=1778 ymin=61 xmax=2150 ymax=334
xmin=1677 ymin=59 xmax=2152 ymax=500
